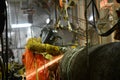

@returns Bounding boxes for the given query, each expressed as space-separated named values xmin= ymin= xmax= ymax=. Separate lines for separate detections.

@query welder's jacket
xmin=22 ymin=48 xmax=49 ymax=80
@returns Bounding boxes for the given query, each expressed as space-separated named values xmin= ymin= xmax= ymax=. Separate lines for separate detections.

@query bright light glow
xmin=52 ymin=30 xmax=58 ymax=33
xmin=89 ymin=16 xmax=93 ymax=21
xmin=11 ymin=23 xmax=32 ymax=28
xmin=26 ymin=55 xmax=63 ymax=79
xmin=5 ymin=1 xmax=8 ymax=7
xmin=8 ymin=32 xmax=15 ymax=37
xmin=46 ymin=18 xmax=50 ymax=24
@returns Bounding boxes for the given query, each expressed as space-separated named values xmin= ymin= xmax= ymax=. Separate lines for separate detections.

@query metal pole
xmin=84 ymin=0 xmax=90 ymax=80
xmin=55 ymin=0 xmax=58 ymax=22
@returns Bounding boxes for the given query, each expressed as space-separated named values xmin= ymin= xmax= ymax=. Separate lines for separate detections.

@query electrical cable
xmin=0 ymin=0 xmax=6 ymax=36
xmin=5 ymin=0 xmax=9 ymax=79
xmin=0 ymin=35 xmax=5 ymax=80
xmin=92 ymin=0 xmax=99 ymax=32
xmin=85 ymin=0 xmax=90 ymax=80
xmin=92 ymin=0 xmax=100 ymax=18
xmin=99 ymin=19 xmax=120 ymax=36
xmin=86 ymin=0 xmax=119 ymax=37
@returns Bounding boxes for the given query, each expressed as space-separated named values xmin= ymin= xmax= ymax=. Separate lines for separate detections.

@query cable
xmin=0 ymin=35 xmax=5 ymax=80
xmin=5 ymin=0 xmax=8 ymax=80
xmin=99 ymin=20 xmax=119 ymax=36
xmin=85 ymin=0 xmax=119 ymax=37
xmin=0 ymin=0 xmax=6 ymax=36
xmin=85 ymin=0 xmax=90 ymax=80
xmin=90 ymin=0 xmax=100 ymax=18
xmin=92 ymin=0 xmax=99 ymax=32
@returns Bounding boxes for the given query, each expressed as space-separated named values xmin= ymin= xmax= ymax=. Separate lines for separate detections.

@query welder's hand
xmin=59 ymin=47 xmax=67 ymax=53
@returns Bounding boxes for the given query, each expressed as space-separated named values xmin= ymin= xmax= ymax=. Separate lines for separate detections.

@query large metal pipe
xmin=60 ymin=42 xmax=120 ymax=80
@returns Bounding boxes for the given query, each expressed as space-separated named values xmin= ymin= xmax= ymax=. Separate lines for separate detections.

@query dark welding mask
xmin=40 ymin=27 xmax=61 ymax=44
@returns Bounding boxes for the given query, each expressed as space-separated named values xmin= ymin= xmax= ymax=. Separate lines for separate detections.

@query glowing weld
xmin=26 ymin=55 xmax=63 ymax=78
